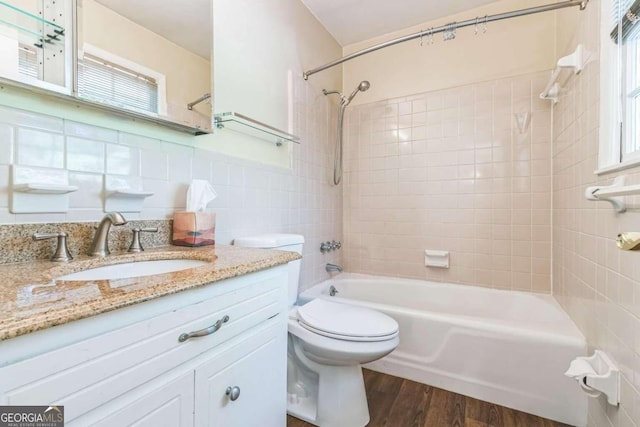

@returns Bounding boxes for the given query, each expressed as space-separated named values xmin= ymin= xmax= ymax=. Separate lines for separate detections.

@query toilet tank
xmin=233 ymin=234 xmax=304 ymax=306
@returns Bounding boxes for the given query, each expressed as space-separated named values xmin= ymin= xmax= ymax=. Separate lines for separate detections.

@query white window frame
xmin=623 ymin=32 xmax=640 ymax=162
xmin=596 ymin=0 xmax=640 ymax=174
xmin=79 ymin=43 xmax=167 ymax=117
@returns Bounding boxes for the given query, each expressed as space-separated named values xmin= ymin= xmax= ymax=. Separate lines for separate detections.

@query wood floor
xmin=286 ymin=369 xmax=572 ymax=427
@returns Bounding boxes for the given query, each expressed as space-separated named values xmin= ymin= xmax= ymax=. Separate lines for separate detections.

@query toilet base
xmin=288 ymin=337 xmax=370 ymax=427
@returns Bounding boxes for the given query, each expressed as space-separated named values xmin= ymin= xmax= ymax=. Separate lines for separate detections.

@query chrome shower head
xmin=346 ymin=80 xmax=371 ymax=104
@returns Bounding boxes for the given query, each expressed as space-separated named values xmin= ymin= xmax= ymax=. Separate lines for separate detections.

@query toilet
xmin=233 ymin=234 xmax=399 ymax=427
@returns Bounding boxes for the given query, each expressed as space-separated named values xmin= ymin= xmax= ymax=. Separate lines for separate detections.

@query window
xmin=77 ymin=52 xmax=161 ymax=115
xmin=18 ymin=45 xmax=39 ymax=79
xmin=598 ymin=0 xmax=640 ymax=172
xmin=621 ymin=2 xmax=640 ymax=160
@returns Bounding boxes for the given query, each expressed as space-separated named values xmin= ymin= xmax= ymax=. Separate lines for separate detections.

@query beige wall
xmin=80 ymin=0 xmax=211 ymax=128
xmin=552 ymin=1 xmax=640 ymax=426
xmin=211 ymin=0 xmax=342 ymax=167
xmin=342 ymin=0 xmax=558 ymax=106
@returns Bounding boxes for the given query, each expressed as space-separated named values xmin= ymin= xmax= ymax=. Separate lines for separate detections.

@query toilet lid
xmin=297 ymin=299 xmax=398 ymax=341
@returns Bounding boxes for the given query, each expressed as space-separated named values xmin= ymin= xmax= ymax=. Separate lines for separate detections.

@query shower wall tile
xmin=553 ymin=0 xmax=640 ymax=425
xmin=343 ymin=71 xmax=553 ymax=293
xmin=0 ymin=74 xmax=342 ymax=292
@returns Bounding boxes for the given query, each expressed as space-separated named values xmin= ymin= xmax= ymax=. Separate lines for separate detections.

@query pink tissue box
xmin=172 ymin=212 xmax=216 ymax=247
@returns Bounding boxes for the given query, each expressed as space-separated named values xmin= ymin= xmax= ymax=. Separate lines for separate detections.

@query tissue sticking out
xmin=186 ymin=179 xmax=217 ymax=212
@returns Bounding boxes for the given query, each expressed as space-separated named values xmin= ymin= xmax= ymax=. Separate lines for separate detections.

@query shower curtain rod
xmin=303 ymin=0 xmax=589 ymax=80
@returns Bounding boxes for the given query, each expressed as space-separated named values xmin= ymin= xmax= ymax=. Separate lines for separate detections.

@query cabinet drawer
xmin=0 ymin=270 xmax=287 ymax=422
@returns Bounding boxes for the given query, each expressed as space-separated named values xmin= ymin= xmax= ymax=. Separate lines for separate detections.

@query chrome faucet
xmin=326 ymin=263 xmax=343 ymax=273
xmin=88 ymin=212 xmax=127 ymax=257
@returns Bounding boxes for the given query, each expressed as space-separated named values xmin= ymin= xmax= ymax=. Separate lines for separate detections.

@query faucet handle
xmin=32 ymin=232 xmax=73 ymax=262
xmin=128 ymin=227 xmax=158 ymax=253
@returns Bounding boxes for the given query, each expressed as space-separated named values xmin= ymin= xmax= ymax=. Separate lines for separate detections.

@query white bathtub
xmin=299 ymin=273 xmax=587 ymax=427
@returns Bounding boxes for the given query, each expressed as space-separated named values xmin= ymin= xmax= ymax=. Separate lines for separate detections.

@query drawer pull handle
xmin=226 ymin=386 xmax=241 ymax=401
xmin=178 ymin=315 xmax=230 ymax=342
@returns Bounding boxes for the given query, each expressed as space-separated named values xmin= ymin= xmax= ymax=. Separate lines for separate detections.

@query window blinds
xmin=18 ymin=46 xmax=38 ymax=79
xmin=77 ymin=54 xmax=159 ymax=114
xmin=611 ymin=0 xmax=640 ymax=43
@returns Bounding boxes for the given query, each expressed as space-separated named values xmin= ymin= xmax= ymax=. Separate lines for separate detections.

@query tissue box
xmin=172 ymin=212 xmax=215 ymax=247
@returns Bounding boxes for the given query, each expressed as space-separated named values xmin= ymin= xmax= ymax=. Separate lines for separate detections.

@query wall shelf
xmin=214 ymin=111 xmax=300 ymax=146
xmin=104 ymin=187 xmax=154 ymax=213
xmin=0 ymin=1 xmax=66 ymax=47
xmin=10 ymin=166 xmax=77 ymax=213
xmin=13 ymin=183 xmax=78 ymax=194
xmin=540 ymin=44 xmax=589 ymax=103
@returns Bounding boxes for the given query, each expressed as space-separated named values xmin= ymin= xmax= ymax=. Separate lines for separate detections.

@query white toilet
xmin=233 ymin=234 xmax=399 ymax=427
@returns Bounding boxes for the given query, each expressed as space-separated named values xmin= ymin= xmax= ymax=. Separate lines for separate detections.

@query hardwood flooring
xmin=286 ymin=369 xmax=572 ymax=427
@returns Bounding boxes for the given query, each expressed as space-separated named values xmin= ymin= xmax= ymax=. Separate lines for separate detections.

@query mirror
xmin=77 ymin=0 xmax=212 ymax=131
xmin=0 ymin=0 xmax=212 ymax=133
xmin=0 ymin=0 xmax=71 ymax=91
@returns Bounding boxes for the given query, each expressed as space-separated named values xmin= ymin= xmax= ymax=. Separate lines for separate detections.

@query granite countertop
xmin=0 ymin=245 xmax=300 ymax=341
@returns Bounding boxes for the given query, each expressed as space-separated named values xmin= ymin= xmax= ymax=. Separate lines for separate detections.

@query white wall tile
xmin=66 ymin=137 xmax=105 ymax=173
xmin=68 ymin=172 xmax=103 ymax=209
xmin=140 ymin=150 xmax=168 ymax=180
xmin=64 ymin=121 xmax=118 ymax=143
xmin=0 ymin=165 xmax=9 ymax=208
xmin=0 ymin=124 xmax=14 ymax=165
xmin=16 ymin=128 xmax=64 ymax=168
xmin=106 ymin=144 xmax=140 ymax=176
xmin=0 ymin=106 xmax=63 ymax=132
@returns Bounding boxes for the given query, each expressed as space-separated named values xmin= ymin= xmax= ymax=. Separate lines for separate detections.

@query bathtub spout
xmin=326 ymin=263 xmax=343 ymax=273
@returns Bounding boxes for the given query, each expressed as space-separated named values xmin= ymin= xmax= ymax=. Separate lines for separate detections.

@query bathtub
xmin=299 ymin=273 xmax=587 ymax=427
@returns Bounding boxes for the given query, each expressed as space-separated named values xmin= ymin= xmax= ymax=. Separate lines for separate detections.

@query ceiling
xmin=300 ymin=0 xmax=501 ymax=46
xmin=95 ymin=0 xmax=212 ymax=59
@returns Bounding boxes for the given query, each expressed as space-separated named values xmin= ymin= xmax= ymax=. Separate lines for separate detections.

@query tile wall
xmin=0 ymin=78 xmax=342 ymax=291
xmin=552 ymin=0 xmax=640 ymax=425
xmin=342 ymin=71 xmax=554 ymax=292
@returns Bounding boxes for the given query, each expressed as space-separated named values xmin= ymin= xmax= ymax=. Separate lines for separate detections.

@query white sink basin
xmin=57 ymin=259 xmax=209 ymax=281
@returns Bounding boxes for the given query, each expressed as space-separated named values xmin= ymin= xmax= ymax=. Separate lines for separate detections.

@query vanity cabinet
xmin=0 ymin=265 xmax=289 ymax=427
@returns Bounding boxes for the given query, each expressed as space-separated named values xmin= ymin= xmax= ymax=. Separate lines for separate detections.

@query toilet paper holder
xmin=565 ymin=350 xmax=619 ymax=405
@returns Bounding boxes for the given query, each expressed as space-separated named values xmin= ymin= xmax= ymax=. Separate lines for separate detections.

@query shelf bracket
xmin=585 ymin=176 xmax=627 ymax=213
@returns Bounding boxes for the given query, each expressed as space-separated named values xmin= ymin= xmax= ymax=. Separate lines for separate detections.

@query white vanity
xmin=0 ymin=246 xmax=296 ymax=426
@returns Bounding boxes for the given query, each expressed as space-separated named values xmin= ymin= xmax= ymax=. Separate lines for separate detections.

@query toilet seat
xmin=297 ymin=299 xmax=399 ymax=342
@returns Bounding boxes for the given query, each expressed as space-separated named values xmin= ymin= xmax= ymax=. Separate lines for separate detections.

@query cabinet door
xmin=194 ymin=322 xmax=286 ymax=427
xmin=89 ymin=372 xmax=194 ymax=427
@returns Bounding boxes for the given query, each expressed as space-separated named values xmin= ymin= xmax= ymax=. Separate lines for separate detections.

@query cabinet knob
xmin=225 ymin=386 xmax=240 ymax=401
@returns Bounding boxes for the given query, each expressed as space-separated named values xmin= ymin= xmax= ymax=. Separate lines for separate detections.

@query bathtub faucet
xmin=326 ymin=263 xmax=343 ymax=273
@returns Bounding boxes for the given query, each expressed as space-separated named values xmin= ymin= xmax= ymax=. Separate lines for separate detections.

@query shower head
xmin=345 ymin=80 xmax=371 ymax=104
